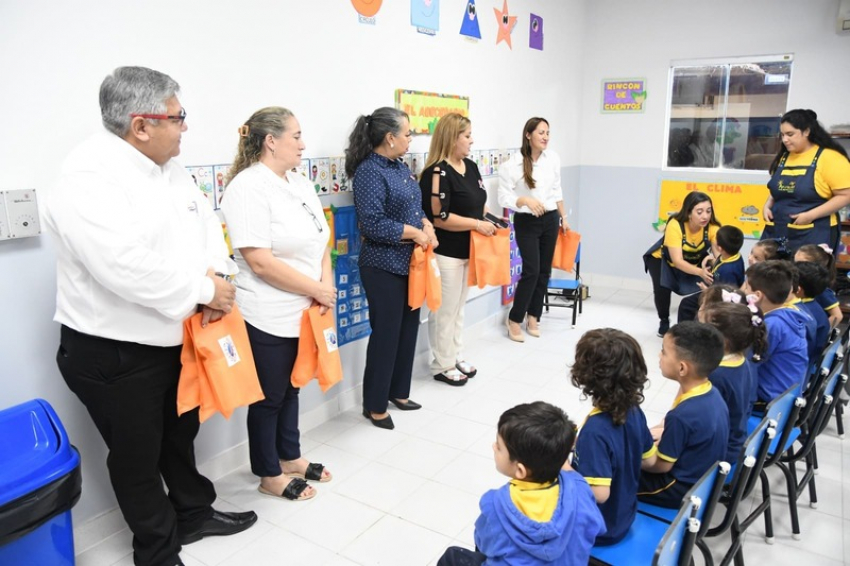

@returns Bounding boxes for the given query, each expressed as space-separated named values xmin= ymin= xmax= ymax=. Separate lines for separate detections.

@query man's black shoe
xmin=179 ymin=509 xmax=258 ymax=545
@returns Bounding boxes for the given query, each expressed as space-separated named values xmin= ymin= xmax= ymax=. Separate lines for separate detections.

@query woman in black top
xmin=420 ymin=113 xmax=496 ymax=386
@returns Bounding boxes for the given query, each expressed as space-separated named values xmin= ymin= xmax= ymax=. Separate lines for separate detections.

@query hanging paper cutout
xmin=351 ymin=0 xmax=382 ymax=17
xmin=493 ymin=0 xmax=517 ymax=49
xmin=459 ymin=0 xmax=481 ymax=39
xmin=529 ymin=13 xmax=543 ymax=50
xmin=411 ymin=0 xmax=439 ymax=34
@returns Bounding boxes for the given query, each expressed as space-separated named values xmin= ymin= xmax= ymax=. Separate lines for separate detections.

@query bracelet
xmin=475 ymin=219 xmax=481 ymax=231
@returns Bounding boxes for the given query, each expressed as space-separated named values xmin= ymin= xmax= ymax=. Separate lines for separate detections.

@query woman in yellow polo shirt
xmin=644 ymin=191 xmax=720 ymax=336
xmin=762 ymin=109 xmax=850 ymax=253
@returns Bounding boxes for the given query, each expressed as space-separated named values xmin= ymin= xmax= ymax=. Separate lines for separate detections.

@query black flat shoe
xmin=178 ymin=509 xmax=258 ymax=545
xmin=389 ymin=398 xmax=422 ymax=410
xmin=363 ymin=408 xmax=395 ymax=429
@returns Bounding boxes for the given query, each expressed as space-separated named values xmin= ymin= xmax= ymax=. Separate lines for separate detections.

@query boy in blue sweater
xmin=438 ymin=402 xmax=605 ymax=566
xmin=744 ymin=261 xmax=810 ymax=404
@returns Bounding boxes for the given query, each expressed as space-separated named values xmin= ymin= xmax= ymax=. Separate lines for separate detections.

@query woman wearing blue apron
xmin=644 ymin=191 xmax=720 ymax=336
xmin=761 ymin=109 xmax=850 ymax=253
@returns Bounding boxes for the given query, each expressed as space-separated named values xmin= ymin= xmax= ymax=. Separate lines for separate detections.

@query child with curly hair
xmin=570 ymin=328 xmax=657 ymax=545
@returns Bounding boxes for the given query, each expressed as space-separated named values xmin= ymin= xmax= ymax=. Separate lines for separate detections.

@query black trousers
xmin=510 ymin=210 xmax=560 ymax=323
xmin=360 ymin=266 xmax=420 ymax=413
xmin=245 ymin=323 xmax=301 ymax=478
xmin=57 ymin=325 xmax=215 ymax=566
xmin=637 ymin=470 xmax=692 ymax=508
xmin=438 ymin=547 xmax=486 ymax=566
xmin=645 ymin=256 xmax=672 ymax=322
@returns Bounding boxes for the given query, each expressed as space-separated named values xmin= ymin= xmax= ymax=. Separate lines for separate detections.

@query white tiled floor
xmin=75 ymin=285 xmax=850 ymax=565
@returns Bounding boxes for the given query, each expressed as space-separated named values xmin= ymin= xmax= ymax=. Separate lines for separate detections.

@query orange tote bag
xmin=178 ymin=305 xmax=264 ymax=422
xmin=291 ymin=306 xmax=343 ymax=393
xmin=468 ymin=228 xmax=511 ymax=288
xmin=552 ymin=230 xmax=581 ymax=272
xmin=408 ymin=246 xmax=442 ymax=310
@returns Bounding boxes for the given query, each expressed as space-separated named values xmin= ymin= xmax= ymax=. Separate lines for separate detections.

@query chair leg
xmin=806 ymin=451 xmax=818 ymax=509
xmin=760 ymin=470 xmax=775 ymax=544
xmin=778 ymin=461 xmax=802 ymax=540
xmin=837 ymin=402 xmax=845 ymax=439
xmin=696 ymin=539 xmax=714 ymax=566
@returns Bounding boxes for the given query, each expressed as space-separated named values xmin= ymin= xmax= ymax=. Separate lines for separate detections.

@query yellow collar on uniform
xmin=672 ymin=381 xmax=712 ymax=408
xmin=712 ymin=253 xmax=740 ymax=273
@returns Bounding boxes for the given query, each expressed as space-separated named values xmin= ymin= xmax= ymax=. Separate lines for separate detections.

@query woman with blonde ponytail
xmin=220 ymin=107 xmax=334 ymax=501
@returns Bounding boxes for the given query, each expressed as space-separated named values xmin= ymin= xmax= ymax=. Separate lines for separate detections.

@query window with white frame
xmin=665 ymin=54 xmax=794 ymax=171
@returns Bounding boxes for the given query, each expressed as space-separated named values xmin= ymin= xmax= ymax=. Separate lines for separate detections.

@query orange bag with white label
xmin=408 ymin=246 xmax=442 ymax=311
xmin=178 ymin=305 xmax=264 ymax=422
xmin=468 ymin=228 xmax=511 ymax=288
xmin=291 ymin=306 xmax=343 ymax=392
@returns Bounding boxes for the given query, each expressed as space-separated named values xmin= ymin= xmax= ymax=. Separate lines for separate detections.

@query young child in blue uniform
xmin=438 ymin=402 xmax=605 ymax=566
xmin=570 ymin=328 xmax=657 ymax=546
xmin=698 ymin=293 xmax=768 ymax=464
xmin=795 ymin=244 xmax=842 ymax=329
xmin=710 ymin=226 xmax=745 ymax=286
xmin=638 ymin=322 xmax=728 ymax=508
xmin=744 ymin=261 xmax=810 ymax=404
xmin=794 ymin=261 xmax=831 ymax=370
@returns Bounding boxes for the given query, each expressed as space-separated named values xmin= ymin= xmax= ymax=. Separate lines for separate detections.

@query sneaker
xmin=657 ymin=319 xmax=670 ymax=337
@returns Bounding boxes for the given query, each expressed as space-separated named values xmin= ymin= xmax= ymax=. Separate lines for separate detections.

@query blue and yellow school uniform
xmin=758 ymin=305 xmax=809 ymax=402
xmin=711 ymin=253 xmax=745 ymax=286
xmin=814 ymin=287 xmax=840 ymax=314
xmin=638 ymin=382 xmax=728 ymax=508
xmin=573 ymin=407 xmax=656 ymax=546
xmin=797 ymin=298 xmax=829 ymax=361
xmin=709 ymin=357 xmax=757 ymax=464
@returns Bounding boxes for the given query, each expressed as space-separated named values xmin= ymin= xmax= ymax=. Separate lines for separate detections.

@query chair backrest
xmin=763 ymin=385 xmax=806 ymax=464
xmin=812 ymin=363 xmax=849 ymax=438
xmin=652 ymin=461 xmax=727 ymax=566
xmin=575 ymin=242 xmax=581 ymax=265
xmin=800 ymin=339 xmax=841 ymax=425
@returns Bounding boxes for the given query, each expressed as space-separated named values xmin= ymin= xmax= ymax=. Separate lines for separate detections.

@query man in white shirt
xmin=44 ymin=66 xmax=256 ymax=566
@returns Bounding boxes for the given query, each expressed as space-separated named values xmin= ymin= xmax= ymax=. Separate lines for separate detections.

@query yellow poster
xmin=656 ymin=180 xmax=770 ymax=239
xmin=395 ymin=89 xmax=469 ymax=134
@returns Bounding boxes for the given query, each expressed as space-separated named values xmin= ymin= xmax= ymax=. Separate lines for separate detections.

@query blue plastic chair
xmin=592 ymin=461 xmax=728 ymax=566
xmin=543 ymin=243 xmax=582 ymax=327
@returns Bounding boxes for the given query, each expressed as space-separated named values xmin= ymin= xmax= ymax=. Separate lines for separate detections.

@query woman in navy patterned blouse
xmin=345 ymin=107 xmax=438 ymax=429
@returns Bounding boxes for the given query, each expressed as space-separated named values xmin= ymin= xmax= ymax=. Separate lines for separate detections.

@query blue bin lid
xmin=0 ymin=399 xmax=80 ymax=507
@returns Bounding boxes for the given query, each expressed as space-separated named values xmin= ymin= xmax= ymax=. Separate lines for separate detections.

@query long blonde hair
xmin=421 ymin=113 xmax=471 ymax=178
xmin=226 ymin=106 xmax=293 ymax=186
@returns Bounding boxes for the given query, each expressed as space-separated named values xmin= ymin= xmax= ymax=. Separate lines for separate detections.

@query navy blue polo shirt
xmin=709 ymin=358 xmax=757 ymax=464
xmin=353 ymin=152 xmax=426 ymax=276
xmin=815 ymin=288 xmax=839 ymax=312
xmin=798 ymin=298 xmax=829 ymax=361
xmin=711 ymin=254 xmax=745 ymax=286
xmin=573 ymin=407 xmax=656 ymax=546
xmin=657 ymin=382 xmax=729 ymax=484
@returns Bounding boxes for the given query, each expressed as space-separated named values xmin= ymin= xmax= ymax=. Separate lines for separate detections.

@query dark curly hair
xmin=570 ymin=328 xmax=647 ymax=426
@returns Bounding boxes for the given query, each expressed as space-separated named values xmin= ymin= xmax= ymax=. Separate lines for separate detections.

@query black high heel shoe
xmin=362 ymin=408 xmax=395 ymax=430
xmin=389 ymin=398 xmax=422 ymax=411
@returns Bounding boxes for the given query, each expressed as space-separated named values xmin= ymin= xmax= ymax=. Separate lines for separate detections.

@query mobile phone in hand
xmin=484 ymin=212 xmax=509 ymax=229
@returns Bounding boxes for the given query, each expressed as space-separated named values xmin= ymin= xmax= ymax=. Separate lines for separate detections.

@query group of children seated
xmin=438 ymin=238 xmax=840 ymax=565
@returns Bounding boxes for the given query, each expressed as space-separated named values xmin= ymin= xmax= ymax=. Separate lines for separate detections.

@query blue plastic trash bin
xmin=0 ymin=399 xmax=82 ymax=566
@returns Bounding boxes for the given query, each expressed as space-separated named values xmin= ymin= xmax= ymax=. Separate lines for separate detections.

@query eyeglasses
xmin=302 ymin=203 xmax=324 ymax=233
xmin=130 ymin=107 xmax=187 ymax=125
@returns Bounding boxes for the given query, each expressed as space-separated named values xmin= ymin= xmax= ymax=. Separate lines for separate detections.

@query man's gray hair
xmin=99 ymin=66 xmax=180 ymax=136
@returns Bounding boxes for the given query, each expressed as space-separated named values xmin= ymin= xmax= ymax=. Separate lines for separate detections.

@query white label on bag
xmin=218 ymin=335 xmax=241 ymax=367
xmin=323 ymin=327 xmax=339 ymax=353
xmin=430 ymin=258 xmax=441 ymax=278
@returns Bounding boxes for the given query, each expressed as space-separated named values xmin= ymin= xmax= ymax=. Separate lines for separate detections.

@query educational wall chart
xmin=212 ymin=164 xmax=231 ymax=208
xmin=655 ymin=180 xmax=770 ymax=238
xmin=411 ymin=0 xmax=439 ymax=35
xmin=502 ymin=208 xmax=522 ymax=305
xmin=529 ymin=13 xmax=543 ymax=50
xmin=459 ymin=0 xmax=481 ymax=40
xmin=601 ymin=79 xmax=647 ymax=113
xmin=494 ymin=0 xmax=517 ymax=49
xmin=395 ymin=89 xmax=470 ymax=135
xmin=186 ymin=166 xmax=215 ymax=209
xmin=333 ymin=206 xmax=372 ymax=346
xmin=311 ymin=157 xmax=331 ymax=195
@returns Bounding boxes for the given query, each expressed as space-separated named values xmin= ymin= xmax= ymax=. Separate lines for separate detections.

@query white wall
xmin=0 ymin=0 xmax=587 ymax=524
xmin=574 ymin=0 xmax=850 ymax=280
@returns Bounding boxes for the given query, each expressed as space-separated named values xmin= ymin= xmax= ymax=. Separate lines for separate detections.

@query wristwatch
xmin=214 ymin=272 xmax=233 ymax=282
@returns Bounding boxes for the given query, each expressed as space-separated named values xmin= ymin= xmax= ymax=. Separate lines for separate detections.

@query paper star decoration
xmin=494 ymin=0 xmax=517 ymax=49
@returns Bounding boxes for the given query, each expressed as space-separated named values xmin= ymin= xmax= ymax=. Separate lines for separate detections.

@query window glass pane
xmin=721 ymin=61 xmax=792 ymax=170
xmin=668 ymin=66 xmax=726 ymax=168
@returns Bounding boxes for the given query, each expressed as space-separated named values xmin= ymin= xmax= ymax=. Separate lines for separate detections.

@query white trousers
xmin=428 ymin=254 xmax=470 ymax=374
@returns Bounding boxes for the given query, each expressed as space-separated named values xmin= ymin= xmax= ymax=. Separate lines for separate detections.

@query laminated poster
xmin=351 ymin=0 xmax=382 ymax=24
xmin=529 ymin=13 xmax=543 ymax=51
xmin=212 ymin=164 xmax=231 ymax=208
xmin=311 ymin=158 xmax=330 ymax=195
xmin=459 ymin=0 xmax=481 ymax=40
xmin=494 ymin=0 xmax=517 ymax=49
xmin=185 ymin=165 xmax=216 ymax=210
xmin=411 ymin=0 xmax=439 ymax=35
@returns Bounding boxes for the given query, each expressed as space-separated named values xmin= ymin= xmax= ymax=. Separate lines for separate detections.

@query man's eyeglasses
xmin=130 ymin=107 xmax=187 ymax=125
xmin=302 ymin=203 xmax=324 ymax=233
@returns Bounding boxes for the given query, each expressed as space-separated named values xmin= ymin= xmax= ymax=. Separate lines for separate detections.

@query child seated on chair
xmin=795 ymin=243 xmax=842 ymax=328
xmin=743 ymin=260 xmax=809 ymax=405
xmin=793 ymin=261 xmax=831 ymax=366
xmin=698 ymin=292 xmax=768 ymax=464
xmin=705 ymin=226 xmax=745 ymax=287
xmin=638 ymin=321 xmax=729 ymax=509
xmin=570 ymin=329 xmax=658 ymax=546
xmin=438 ymin=402 xmax=605 ymax=566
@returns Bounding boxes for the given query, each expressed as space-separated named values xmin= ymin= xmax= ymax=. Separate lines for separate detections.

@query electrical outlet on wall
xmin=2 ymin=189 xmax=40 ymax=240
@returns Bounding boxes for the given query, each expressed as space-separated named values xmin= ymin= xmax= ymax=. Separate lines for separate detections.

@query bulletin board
xmin=501 ymin=208 xmax=522 ymax=305
xmin=656 ymin=180 xmax=770 ymax=239
xmin=332 ymin=206 xmax=372 ymax=346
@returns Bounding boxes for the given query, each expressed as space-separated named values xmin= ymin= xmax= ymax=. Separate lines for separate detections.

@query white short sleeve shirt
xmin=221 ymin=163 xmax=329 ymax=337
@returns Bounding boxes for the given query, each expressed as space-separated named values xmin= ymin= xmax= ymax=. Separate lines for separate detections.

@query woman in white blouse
xmin=221 ymin=107 xmax=334 ymax=501
xmin=498 ymin=117 xmax=569 ymax=342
